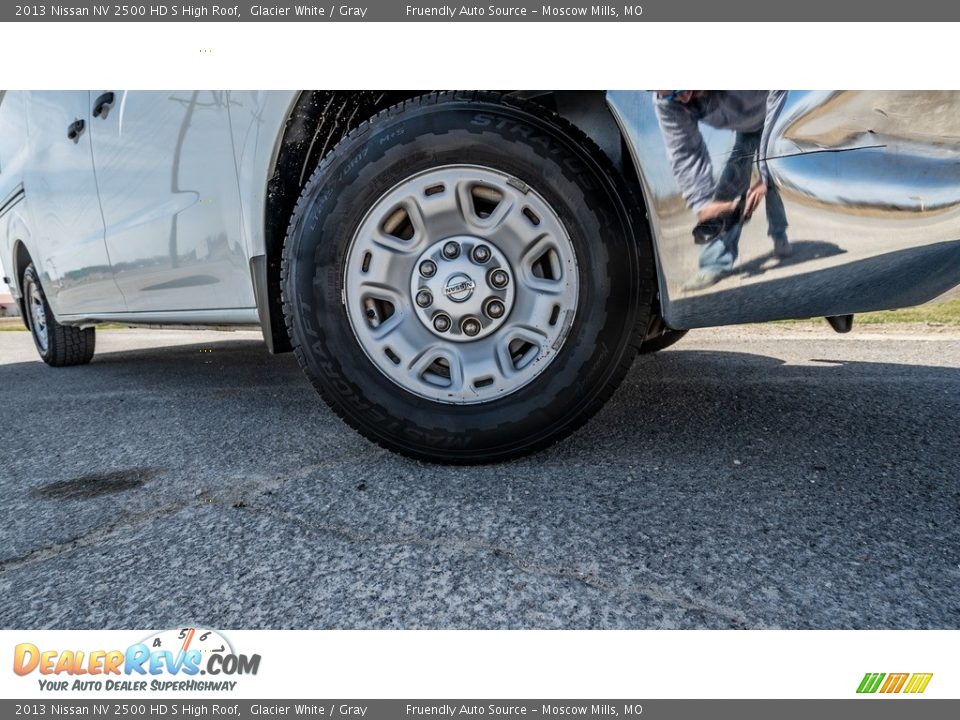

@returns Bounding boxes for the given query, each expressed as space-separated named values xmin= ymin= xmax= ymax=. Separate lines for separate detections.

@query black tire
xmin=22 ymin=263 xmax=95 ymax=367
xmin=282 ymin=92 xmax=654 ymax=463
xmin=639 ymin=328 xmax=689 ymax=354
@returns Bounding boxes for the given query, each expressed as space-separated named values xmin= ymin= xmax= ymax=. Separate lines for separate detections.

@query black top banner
xmin=3 ymin=700 xmax=960 ymax=720
xmin=4 ymin=1 xmax=957 ymax=22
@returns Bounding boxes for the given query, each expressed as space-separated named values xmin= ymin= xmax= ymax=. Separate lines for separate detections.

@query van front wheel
xmin=282 ymin=93 xmax=654 ymax=462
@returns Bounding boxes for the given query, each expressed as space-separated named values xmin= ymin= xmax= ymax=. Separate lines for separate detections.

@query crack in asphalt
xmin=243 ymin=502 xmax=754 ymax=628
xmin=0 ymin=500 xmax=198 ymax=574
xmin=0 ymin=466 xmax=751 ymax=628
xmin=0 ymin=457 xmax=350 ymax=575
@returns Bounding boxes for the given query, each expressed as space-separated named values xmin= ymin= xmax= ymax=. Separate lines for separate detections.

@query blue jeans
xmin=699 ymin=129 xmax=788 ymax=276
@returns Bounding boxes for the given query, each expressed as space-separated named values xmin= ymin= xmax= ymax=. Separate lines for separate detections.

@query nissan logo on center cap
xmin=443 ymin=273 xmax=476 ymax=302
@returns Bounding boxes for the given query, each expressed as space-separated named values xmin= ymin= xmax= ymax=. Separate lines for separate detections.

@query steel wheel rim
xmin=344 ymin=164 xmax=579 ymax=405
xmin=28 ymin=280 xmax=48 ymax=354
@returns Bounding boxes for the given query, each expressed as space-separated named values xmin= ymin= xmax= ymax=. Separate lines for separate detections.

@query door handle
xmin=67 ymin=119 xmax=85 ymax=143
xmin=92 ymin=92 xmax=115 ymax=119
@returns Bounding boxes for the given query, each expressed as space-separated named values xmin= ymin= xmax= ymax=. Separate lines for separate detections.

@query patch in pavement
xmin=31 ymin=467 xmax=162 ymax=500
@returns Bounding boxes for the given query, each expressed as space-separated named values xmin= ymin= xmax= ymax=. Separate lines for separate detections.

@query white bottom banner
xmin=1 ymin=630 xmax=954 ymax=699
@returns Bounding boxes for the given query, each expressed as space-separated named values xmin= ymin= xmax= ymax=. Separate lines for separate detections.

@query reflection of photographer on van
xmin=655 ymin=91 xmax=791 ymax=291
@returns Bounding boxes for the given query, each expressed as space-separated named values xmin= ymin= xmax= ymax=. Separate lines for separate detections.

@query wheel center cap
xmin=409 ymin=236 xmax=515 ymax=343
xmin=443 ymin=273 xmax=476 ymax=303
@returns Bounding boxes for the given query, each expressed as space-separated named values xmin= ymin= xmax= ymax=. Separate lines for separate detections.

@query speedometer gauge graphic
xmin=141 ymin=627 xmax=233 ymax=659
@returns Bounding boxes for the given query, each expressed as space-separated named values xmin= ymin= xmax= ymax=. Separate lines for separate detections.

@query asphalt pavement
xmin=1 ymin=324 xmax=958 ymax=629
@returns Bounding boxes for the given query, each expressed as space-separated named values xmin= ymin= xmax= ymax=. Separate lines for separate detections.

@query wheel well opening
xmin=263 ymin=91 xmax=424 ymax=353
xmin=14 ymin=240 xmax=30 ymax=282
xmin=13 ymin=240 xmax=31 ymax=318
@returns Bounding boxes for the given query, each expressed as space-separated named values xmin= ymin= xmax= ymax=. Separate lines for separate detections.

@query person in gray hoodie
xmin=655 ymin=90 xmax=791 ymax=290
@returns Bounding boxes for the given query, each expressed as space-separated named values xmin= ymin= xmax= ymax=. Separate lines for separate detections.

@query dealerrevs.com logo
xmin=857 ymin=672 xmax=933 ymax=694
xmin=13 ymin=628 xmax=261 ymax=692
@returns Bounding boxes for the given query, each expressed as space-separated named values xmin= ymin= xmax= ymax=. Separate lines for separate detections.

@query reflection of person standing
xmin=655 ymin=91 xmax=791 ymax=291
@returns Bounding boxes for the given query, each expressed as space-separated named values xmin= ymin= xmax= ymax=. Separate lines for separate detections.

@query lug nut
xmin=484 ymin=298 xmax=505 ymax=319
xmin=442 ymin=241 xmax=461 ymax=260
xmin=419 ymin=260 xmax=437 ymax=278
xmin=415 ymin=290 xmax=433 ymax=308
xmin=471 ymin=244 xmax=491 ymax=263
xmin=489 ymin=268 xmax=509 ymax=289
xmin=432 ymin=314 xmax=452 ymax=333
xmin=461 ymin=316 xmax=482 ymax=337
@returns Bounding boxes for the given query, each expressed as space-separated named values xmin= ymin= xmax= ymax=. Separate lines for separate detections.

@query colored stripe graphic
xmin=857 ymin=672 xmax=932 ymax=694
xmin=857 ymin=673 xmax=885 ymax=693
xmin=903 ymin=673 xmax=933 ymax=694
xmin=880 ymin=673 xmax=909 ymax=693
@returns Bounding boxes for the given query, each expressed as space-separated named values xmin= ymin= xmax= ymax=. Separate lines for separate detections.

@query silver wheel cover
xmin=344 ymin=165 xmax=579 ymax=404
xmin=28 ymin=279 xmax=49 ymax=354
